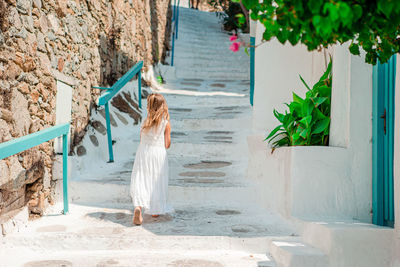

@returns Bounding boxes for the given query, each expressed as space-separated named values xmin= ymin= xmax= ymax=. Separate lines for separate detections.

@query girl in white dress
xmin=130 ymin=93 xmax=172 ymax=225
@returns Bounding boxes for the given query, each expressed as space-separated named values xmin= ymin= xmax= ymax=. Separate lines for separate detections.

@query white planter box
xmin=247 ymin=135 xmax=368 ymax=221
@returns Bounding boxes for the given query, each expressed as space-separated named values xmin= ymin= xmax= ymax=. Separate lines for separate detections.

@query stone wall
xmin=0 ymin=0 xmax=171 ymax=218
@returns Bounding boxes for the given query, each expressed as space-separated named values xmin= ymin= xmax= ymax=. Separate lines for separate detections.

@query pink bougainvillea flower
xmin=229 ymin=35 xmax=238 ymax=42
xmin=229 ymin=42 xmax=240 ymax=52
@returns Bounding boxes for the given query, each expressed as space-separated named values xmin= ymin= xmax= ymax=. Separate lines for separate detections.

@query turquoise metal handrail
xmin=0 ymin=123 xmax=70 ymax=214
xmin=171 ymin=0 xmax=180 ymax=66
xmin=94 ymin=61 xmax=143 ymax=163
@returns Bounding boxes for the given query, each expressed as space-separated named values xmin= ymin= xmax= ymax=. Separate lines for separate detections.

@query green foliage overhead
xmin=209 ymin=0 xmax=249 ymax=32
xmin=265 ymin=60 xmax=332 ymax=148
xmin=234 ymin=0 xmax=400 ymax=64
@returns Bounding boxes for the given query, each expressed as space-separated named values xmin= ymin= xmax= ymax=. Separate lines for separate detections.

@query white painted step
xmin=1 ymin=204 xmax=293 ymax=253
xmin=176 ymin=71 xmax=249 ymax=80
xmin=301 ymin=221 xmax=394 ymax=267
xmin=70 ymin=181 xmax=259 ymax=206
xmin=3 ymin=248 xmax=277 ymax=267
xmin=270 ymin=240 xmax=328 ymax=267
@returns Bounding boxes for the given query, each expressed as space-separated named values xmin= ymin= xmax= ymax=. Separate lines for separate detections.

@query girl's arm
xmin=164 ymin=121 xmax=171 ymax=149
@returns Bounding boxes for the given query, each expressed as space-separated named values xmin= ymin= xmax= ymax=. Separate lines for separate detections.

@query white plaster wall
xmin=330 ymin=44 xmax=350 ymax=148
xmin=346 ymin=51 xmax=373 ymax=222
xmin=392 ymin=55 xmax=400 ymax=267
xmin=247 ymin=135 xmax=291 ymax=216
xmin=250 ymin=23 xmax=373 ymax=222
xmin=252 ymin=22 xmax=326 ymax=134
xmin=290 ymin=146 xmax=355 ymax=220
xmin=330 ymin=45 xmax=373 ymax=222
xmin=247 ymin=137 xmax=358 ymax=220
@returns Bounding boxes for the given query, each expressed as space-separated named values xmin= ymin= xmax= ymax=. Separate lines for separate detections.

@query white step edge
xmin=270 ymin=240 xmax=329 ymax=267
xmin=301 ymin=220 xmax=394 ymax=267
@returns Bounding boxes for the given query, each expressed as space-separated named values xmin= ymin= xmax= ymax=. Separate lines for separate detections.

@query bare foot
xmin=151 ymin=215 xmax=159 ymax=218
xmin=133 ymin=207 xmax=143 ymax=225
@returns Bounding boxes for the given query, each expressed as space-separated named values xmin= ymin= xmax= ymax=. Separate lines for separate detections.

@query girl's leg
xmin=133 ymin=206 xmax=143 ymax=225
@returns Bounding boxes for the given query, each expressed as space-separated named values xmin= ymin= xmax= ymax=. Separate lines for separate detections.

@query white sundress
xmin=130 ymin=119 xmax=173 ymax=215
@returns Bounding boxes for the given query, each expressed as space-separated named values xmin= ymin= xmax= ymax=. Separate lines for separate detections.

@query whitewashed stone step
xmin=270 ymin=240 xmax=328 ymax=267
xmin=301 ymin=221 xmax=394 ymax=267
xmin=70 ymin=180 xmax=258 ymax=206
xmin=7 ymin=249 xmax=277 ymax=267
xmin=175 ymin=67 xmax=248 ymax=74
xmin=176 ymin=71 xmax=249 ymax=80
xmin=174 ymin=56 xmax=248 ymax=62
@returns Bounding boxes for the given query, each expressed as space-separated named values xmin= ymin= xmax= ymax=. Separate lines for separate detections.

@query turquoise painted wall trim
xmin=372 ymin=62 xmax=382 ymax=225
xmin=0 ymin=123 xmax=70 ymax=214
xmin=250 ymin=36 xmax=255 ymax=106
xmin=387 ymin=57 xmax=396 ymax=224
xmin=94 ymin=60 xmax=143 ymax=162
xmin=372 ymin=54 xmax=397 ymax=226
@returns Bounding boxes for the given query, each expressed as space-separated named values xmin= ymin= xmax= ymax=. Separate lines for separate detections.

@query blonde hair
xmin=141 ymin=93 xmax=169 ymax=132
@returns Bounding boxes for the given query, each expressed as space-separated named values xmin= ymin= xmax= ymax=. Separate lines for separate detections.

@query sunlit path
xmin=0 ymin=3 xmax=296 ymax=267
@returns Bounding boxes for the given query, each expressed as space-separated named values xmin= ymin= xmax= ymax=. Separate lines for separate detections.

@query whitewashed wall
xmin=252 ymin=22 xmax=326 ymax=134
xmin=249 ymin=22 xmax=373 ymax=222
xmin=330 ymin=44 xmax=373 ymax=222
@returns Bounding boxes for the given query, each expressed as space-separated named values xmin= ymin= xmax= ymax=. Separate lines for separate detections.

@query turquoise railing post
xmin=104 ymin=102 xmax=114 ymax=163
xmin=138 ymin=71 xmax=142 ymax=108
xmin=171 ymin=0 xmax=179 ymax=66
xmin=0 ymin=123 xmax=70 ymax=215
xmin=173 ymin=0 xmax=176 ymax=21
xmin=250 ymin=36 xmax=255 ymax=106
xmin=62 ymin=133 xmax=69 ymax=214
xmin=171 ymin=31 xmax=175 ymax=66
xmin=176 ymin=0 xmax=180 ymax=39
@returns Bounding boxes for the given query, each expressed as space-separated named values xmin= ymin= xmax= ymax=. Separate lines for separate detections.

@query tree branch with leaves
xmin=234 ymin=0 xmax=400 ymax=64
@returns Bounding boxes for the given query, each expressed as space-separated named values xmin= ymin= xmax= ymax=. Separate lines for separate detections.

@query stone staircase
xmin=170 ymin=5 xmax=249 ymax=80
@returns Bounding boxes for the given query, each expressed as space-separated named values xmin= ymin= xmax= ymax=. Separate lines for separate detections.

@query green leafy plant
xmin=157 ymin=75 xmax=164 ymax=84
xmin=266 ymin=59 xmax=332 ymax=148
xmin=234 ymin=0 xmax=400 ymax=64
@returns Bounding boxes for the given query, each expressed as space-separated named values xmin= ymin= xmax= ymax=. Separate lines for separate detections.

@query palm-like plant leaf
xmin=265 ymin=58 xmax=332 ymax=150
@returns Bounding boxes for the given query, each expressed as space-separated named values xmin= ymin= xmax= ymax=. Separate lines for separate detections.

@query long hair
xmin=141 ymin=93 xmax=169 ymax=132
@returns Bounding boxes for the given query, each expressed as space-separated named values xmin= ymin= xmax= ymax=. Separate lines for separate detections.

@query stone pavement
xmin=0 ymin=4 xmax=297 ymax=267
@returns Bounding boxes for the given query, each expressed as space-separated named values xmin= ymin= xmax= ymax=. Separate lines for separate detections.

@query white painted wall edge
xmin=247 ymin=134 xmax=368 ymax=221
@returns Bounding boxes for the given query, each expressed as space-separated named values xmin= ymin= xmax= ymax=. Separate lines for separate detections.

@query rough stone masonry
xmin=0 ymin=0 xmax=171 ymax=220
